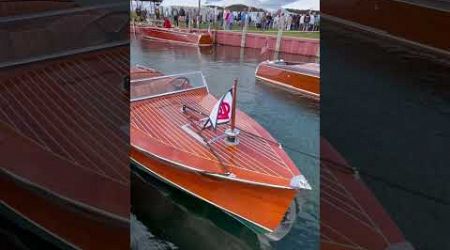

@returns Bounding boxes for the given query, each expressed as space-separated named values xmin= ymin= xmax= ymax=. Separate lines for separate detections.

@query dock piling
xmin=240 ymin=18 xmax=249 ymax=48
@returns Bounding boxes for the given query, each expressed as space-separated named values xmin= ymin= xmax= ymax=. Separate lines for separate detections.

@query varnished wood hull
xmin=256 ymin=61 xmax=320 ymax=98
xmin=2 ymin=173 xmax=129 ymax=250
xmin=322 ymin=0 xmax=449 ymax=55
xmin=321 ymin=138 xmax=411 ymax=249
xmin=1 ymin=122 xmax=129 ymax=249
xmin=130 ymin=148 xmax=298 ymax=234
xmin=1 ymin=46 xmax=130 ymax=248
xmin=140 ymin=26 xmax=213 ymax=47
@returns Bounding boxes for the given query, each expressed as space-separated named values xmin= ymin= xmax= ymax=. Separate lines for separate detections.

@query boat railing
xmin=130 ymin=71 xmax=209 ymax=102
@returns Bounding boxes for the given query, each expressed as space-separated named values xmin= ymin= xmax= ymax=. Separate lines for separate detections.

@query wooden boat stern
xmin=256 ymin=60 xmax=320 ymax=98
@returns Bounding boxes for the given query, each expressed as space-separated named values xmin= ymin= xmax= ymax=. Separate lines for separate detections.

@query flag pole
xmin=230 ymin=78 xmax=238 ymax=131
xmin=225 ymin=79 xmax=239 ymax=146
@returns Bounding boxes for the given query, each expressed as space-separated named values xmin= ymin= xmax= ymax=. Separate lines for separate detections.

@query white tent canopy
xmin=208 ymin=0 xmax=263 ymax=9
xmin=282 ymin=0 xmax=319 ymax=11
xmin=204 ymin=0 xmax=226 ymax=7
xmin=160 ymin=0 xmax=207 ymax=8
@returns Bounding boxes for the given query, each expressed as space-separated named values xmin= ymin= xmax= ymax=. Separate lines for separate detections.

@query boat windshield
xmin=130 ymin=71 xmax=208 ymax=102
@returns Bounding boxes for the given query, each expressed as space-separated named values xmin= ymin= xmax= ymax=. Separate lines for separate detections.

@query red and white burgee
xmin=205 ymin=88 xmax=233 ymax=129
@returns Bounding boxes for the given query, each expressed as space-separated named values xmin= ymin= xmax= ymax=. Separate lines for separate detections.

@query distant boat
xmin=130 ymin=65 xmax=312 ymax=235
xmin=256 ymin=60 xmax=320 ymax=98
xmin=137 ymin=26 xmax=213 ymax=47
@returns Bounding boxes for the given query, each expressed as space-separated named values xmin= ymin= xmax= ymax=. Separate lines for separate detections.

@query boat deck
xmin=269 ymin=62 xmax=320 ymax=78
xmin=131 ymin=87 xmax=301 ymax=189
xmin=1 ymin=46 xmax=130 ymax=249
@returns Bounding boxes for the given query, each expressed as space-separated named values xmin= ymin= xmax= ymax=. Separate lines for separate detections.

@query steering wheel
xmin=169 ymin=77 xmax=191 ymax=91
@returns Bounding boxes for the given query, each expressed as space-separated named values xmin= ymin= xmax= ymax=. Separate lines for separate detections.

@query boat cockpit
xmin=130 ymin=66 xmax=208 ymax=102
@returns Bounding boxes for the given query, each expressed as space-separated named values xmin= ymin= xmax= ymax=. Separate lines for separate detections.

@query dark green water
xmin=321 ymin=21 xmax=450 ymax=249
xmin=130 ymin=37 xmax=320 ymax=249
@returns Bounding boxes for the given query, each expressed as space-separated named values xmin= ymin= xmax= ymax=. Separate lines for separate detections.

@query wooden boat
xmin=130 ymin=66 xmax=311 ymax=234
xmin=320 ymin=138 xmax=413 ymax=249
xmin=1 ymin=3 xmax=129 ymax=248
xmin=255 ymin=60 xmax=320 ymax=98
xmin=1 ymin=45 xmax=130 ymax=248
xmin=137 ymin=26 xmax=213 ymax=47
xmin=322 ymin=0 xmax=450 ymax=56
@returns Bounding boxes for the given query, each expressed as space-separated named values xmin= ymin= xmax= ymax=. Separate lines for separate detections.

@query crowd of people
xmin=134 ymin=6 xmax=320 ymax=32
xmin=169 ymin=7 xmax=200 ymax=28
xmin=253 ymin=12 xmax=319 ymax=31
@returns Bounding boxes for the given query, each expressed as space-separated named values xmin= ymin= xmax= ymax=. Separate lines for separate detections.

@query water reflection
xmin=133 ymin=35 xmax=316 ymax=65
xmin=131 ymin=169 xmax=261 ymax=250
xmin=321 ymin=20 xmax=449 ymax=249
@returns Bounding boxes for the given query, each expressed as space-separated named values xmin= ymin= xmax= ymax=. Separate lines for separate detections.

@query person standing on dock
xmin=304 ymin=14 xmax=310 ymax=31
xmin=155 ymin=7 xmax=160 ymax=20
xmin=261 ymin=13 xmax=267 ymax=30
xmin=314 ymin=13 xmax=320 ymax=31
xmin=225 ymin=10 xmax=233 ymax=30
xmin=218 ymin=10 xmax=223 ymax=28
xmin=186 ymin=10 xmax=190 ymax=27
xmin=208 ymin=11 xmax=214 ymax=27
xmin=255 ymin=13 xmax=261 ymax=29
xmin=299 ymin=14 xmax=305 ymax=31
xmin=229 ymin=11 xmax=234 ymax=30
xmin=163 ymin=17 xmax=172 ymax=28
xmin=274 ymin=14 xmax=279 ymax=29
xmin=179 ymin=8 xmax=185 ymax=18
xmin=238 ymin=12 xmax=242 ymax=28
xmin=172 ymin=8 xmax=179 ymax=27
xmin=179 ymin=8 xmax=186 ymax=28
xmin=281 ymin=14 xmax=286 ymax=30
xmin=291 ymin=14 xmax=297 ymax=30
xmin=223 ymin=9 xmax=229 ymax=30
xmin=287 ymin=14 xmax=293 ymax=31
xmin=267 ymin=13 xmax=273 ymax=29
xmin=309 ymin=14 xmax=315 ymax=32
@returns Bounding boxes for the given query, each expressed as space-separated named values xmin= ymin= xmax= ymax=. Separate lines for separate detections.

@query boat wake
xmin=265 ymin=198 xmax=298 ymax=241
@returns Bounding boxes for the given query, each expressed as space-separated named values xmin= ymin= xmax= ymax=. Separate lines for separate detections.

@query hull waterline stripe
xmin=131 ymin=145 xmax=296 ymax=190
xmin=143 ymin=35 xmax=212 ymax=47
xmin=255 ymin=75 xmax=320 ymax=98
